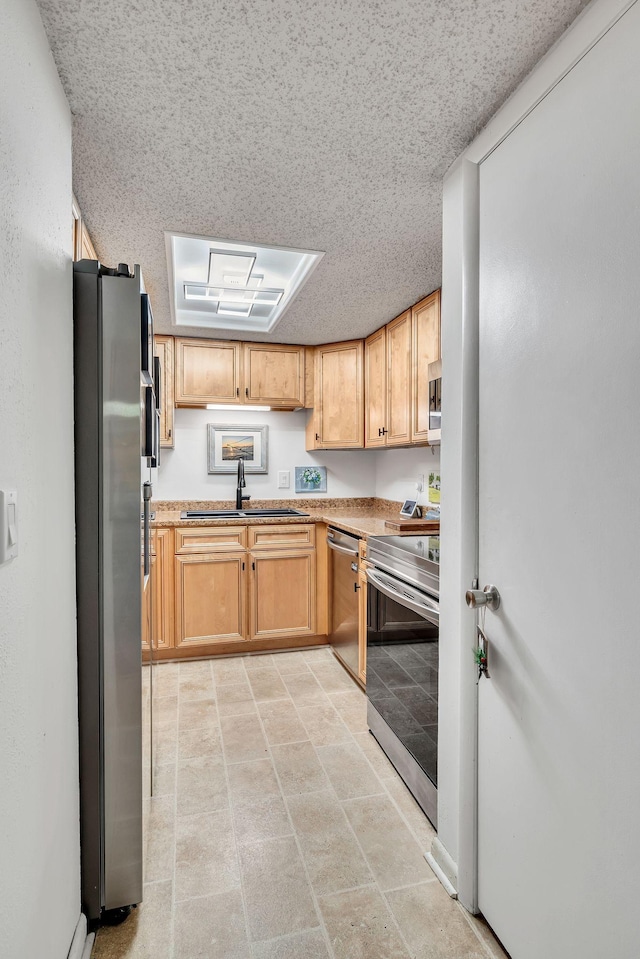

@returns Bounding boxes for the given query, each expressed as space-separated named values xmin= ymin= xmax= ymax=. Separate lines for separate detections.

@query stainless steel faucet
xmin=235 ymin=458 xmax=250 ymax=510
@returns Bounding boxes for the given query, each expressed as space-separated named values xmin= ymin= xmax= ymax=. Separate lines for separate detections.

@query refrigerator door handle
xmin=143 ymin=481 xmax=152 ymax=579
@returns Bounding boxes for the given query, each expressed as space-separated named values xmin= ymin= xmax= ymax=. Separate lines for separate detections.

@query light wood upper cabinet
xmin=154 ymin=335 xmax=175 ymax=448
xmin=386 ymin=310 xmax=412 ymax=446
xmin=72 ymin=195 xmax=97 ymax=262
xmin=175 ymin=552 xmax=246 ymax=647
xmin=307 ymin=340 xmax=364 ymax=449
xmin=249 ymin=549 xmax=316 ymax=641
xmin=243 ymin=343 xmax=305 ymax=407
xmin=411 ymin=290 xmax=441 ymax=443
xmin=175 ymin=337 xmax=242 ymax=406
xmin=364 ymin=327 xmax=387 ymax=448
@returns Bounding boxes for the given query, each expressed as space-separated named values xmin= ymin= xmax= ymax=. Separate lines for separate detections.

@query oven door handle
xmin=366 ymin=568 xmax=440 ymax=625
xmin=327 ymin=539 xmax=359 ymax=557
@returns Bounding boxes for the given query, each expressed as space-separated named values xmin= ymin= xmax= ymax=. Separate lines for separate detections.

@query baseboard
xmin=426 ymin=837 xmax=458 ymax=898
xmin=67 ymin=913 xmax=94 ymax=959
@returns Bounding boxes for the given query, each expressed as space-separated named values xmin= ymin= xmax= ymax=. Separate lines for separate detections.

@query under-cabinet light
xmin=206 ymin=404 xmax=272 ymax=411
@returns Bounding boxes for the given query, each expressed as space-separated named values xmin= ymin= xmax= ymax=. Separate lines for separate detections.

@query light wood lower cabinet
xmin=358 ymin=566 xmax=367 ymax=685
xmin=153 ymin=529 xmax=175 ymax=649
xmin=249 ymin=549 xmax=316 ymax=641
xmin=175 ymin=552 xmax=247 ymax=647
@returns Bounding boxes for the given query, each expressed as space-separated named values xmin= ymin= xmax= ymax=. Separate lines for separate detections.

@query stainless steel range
xmin=365 ymin=534 xmax=440 ymax=826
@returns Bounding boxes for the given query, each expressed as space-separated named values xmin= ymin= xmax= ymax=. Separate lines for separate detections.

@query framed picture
xmin=295 ymin=466 xmax=327 ymax=493
xmin=207 ymin=424 xmax=268 ymax=474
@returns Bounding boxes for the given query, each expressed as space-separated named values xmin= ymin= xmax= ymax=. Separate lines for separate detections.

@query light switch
xmin=0 ymin=490 xmax=18 ymax=565
xmin=277 ymin=470 xmax=290 ymax=489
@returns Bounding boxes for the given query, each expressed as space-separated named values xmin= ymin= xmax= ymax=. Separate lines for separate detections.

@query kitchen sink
xmin=180 ymin=508 xmax=310 ymax=519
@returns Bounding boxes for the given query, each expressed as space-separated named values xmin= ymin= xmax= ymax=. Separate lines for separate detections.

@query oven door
xmin=366 ymin=565 xmax=439 ymax=798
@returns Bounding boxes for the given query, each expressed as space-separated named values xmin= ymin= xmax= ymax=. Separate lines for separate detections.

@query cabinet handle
xmin=354 ymin=582 xmax=361 ymax=592
xmin=315 ymin=433 xmax=320 ymax=441
xmin=378 ymin=427 xmax=387 ymax=436
xmin=168 ymin=428 xmax=172 ymax=438
xmin=245 ymin=387 xmax=249 ymax=397
xmin=236 ymin=387 xmax=240 ymax=397
xmin=242 ymin=561 xmax=245 ymax=571
xmin=252 ymin=561 xmax=256 ymax=571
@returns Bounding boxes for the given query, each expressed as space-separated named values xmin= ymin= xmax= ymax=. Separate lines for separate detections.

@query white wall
xmin=154 ymin=408 xmax=376 ymax=501
xmin=0 ymin=4 xmax=81 ymax=957
xmin=374 ymin=445 xmax=440 ymax=506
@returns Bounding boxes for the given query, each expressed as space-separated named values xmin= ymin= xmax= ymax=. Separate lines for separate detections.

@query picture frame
xmin=295 ymin=465 xmax=327 ymax=493
xmin=207 ymin=424 xmax=268 ymax=474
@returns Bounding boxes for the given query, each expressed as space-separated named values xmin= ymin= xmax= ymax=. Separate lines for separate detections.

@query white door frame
xmin=437 ymin=0 xmax=637 ymax=914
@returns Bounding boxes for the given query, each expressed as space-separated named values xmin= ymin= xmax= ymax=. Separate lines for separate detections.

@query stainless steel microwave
xmin=428 ymin=359 xmax=441 ymax=445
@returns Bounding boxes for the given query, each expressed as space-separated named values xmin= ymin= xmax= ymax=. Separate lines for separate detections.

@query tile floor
xmin=93 ymin=648 xmax=507 ymax=959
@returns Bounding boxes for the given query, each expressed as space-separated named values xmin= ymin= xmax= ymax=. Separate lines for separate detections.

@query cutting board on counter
xmin=384 ymin=518 xmax=440 ymax=532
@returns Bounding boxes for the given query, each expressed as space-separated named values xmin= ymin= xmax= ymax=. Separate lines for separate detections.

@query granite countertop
xmin=150 ymin=498 xmax=437 ymax=540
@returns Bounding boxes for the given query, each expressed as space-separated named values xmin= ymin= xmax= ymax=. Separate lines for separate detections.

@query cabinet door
xmin=411 ymin=290 xmax=441 ymax=443
xmin=152 ymin=528 xmax=174 ymax=649
xmin=313 ymin=340 xmax=364 ymax=448
xmin=175 ymin=337 xmax=242 ymax=406
xmin=175 ymin=552 xmax=246 ymax=646
xmin=154 ymin=336 xmax=175 ymax=447
xmin=386 ymin=310 xmax=412 ymax=446
xmin=364 ymin=327 xmax=387 ymax=447
xmin=249 ymin=550 xmax=316 ymax=640
xmin=244 ymin=343 xmax=305 ymax=407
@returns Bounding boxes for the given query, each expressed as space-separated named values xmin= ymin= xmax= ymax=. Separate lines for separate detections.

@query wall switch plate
xmin=277 ymin=470 xmax=290 ymax=489
xmin=0 ymin=490 xmax=18 ymax=565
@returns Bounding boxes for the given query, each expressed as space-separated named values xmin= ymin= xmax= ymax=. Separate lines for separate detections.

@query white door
xmin=477 ymin=6 xmax=640 ymax=958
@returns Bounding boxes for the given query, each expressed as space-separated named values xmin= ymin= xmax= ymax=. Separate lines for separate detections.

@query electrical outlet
xmin=416 ymin=474 xmax=425 ymax=493
xmin=277 ymin=470 xmax=290 ymax=489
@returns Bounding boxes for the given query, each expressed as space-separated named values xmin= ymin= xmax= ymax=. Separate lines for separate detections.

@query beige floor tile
xmin=220 ymin=714 xmax=269 ymax=764
xmin=174 ymin=888 xmax=250 ymax=959
xmin=252 ymin=928 xmax=330 ymax=958
xmin=175 ymin=809 xmax=240 ymax=902
xmin=179 ymin=698 xmax=218 ymax=731
xmin=270 ymin=741 xmax=329 ymax=795
xmin=178 ymin=723 xmax=223 ymax=761
xmin=154 ymin=721 xmax=178 ymax=765
xmin=258 ymin=700 xmax=307 ymax=745
xmin=179 ymin=672 xmax=216 ymax=702
xmin=342 ymin=794 xmax=432 ymax=891
xmin=227 ymin=758 xmax=282 ymax=808
xmin=144 ymin=795 xmax=175 ymax=883
xmin=213 ymin=658 xmax=248 ymax=685
xmin=463 ymin=912 xmax=511 ymax=959
xmin=296 ymin=703 xmax=352 ymax=747
xmin=384 ymin=774 xmax=436 ymax=852
xmin=152 ymin=761 xmax=176 ymax=798
xmin=232 ymin=794 xmax=293 ymax=846
xmin=329 ymin=690 xmax=369 ymax=733
xmin=153 ymin=664 xmax=180 ymax=697
xmin=217 ymin=681 xmax=258 ymax=717
xmin=386 ymin=881 xmax=487 ymax=959
xmin=309 ymin=661 xmax=357 ymax=694
xmin=302 ymin=647 xmax=333 ymax=662
xmin=272 ymin=651 xmax=311 ymax=676
xmin=316 ymin=742 xmax=385 ymax=800
xmin=239 ymin=836 xmax=319 ymax=941
xmin=181 ymin=659 xmax=215 ymax=678
xmin=352 ymin=731 xmax=397 ymax=780
xmin=283 ymin=672 xmax=329 ymax=705
xmin=248 ymin=668 xmax=289 ymax=702
xmin=92 ymin=880 xmax=173 ymax=959
xmin=244 ymin=653 xmax=275 ymax=670
xmin=176 ymin=755 xmax=228 ymax=817
xmin=153 ymin=694 xmax=178 ymax=724
xmin=287 ymin=789 xmax=373 ymax=896
xmin=319 ymin=885 xmax=410 ymax=959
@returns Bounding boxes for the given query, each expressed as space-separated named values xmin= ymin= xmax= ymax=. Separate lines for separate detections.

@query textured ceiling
xmin=37 ymin=0 xmax=587 ymax=344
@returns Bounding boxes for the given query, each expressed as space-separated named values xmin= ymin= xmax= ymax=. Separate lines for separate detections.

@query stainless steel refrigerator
xmin=73 ymin=259 xmax=156 ymax=924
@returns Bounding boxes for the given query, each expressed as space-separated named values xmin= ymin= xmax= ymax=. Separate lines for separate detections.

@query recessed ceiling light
xmin=167 ymin=233 xmax=324 ymax=334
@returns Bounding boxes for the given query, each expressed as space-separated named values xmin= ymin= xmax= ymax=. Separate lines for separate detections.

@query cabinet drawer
xmin=248 ymin=524 xmax=316 ymax=550
xmin=175 ymin=526 xmax=247 ymax=553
